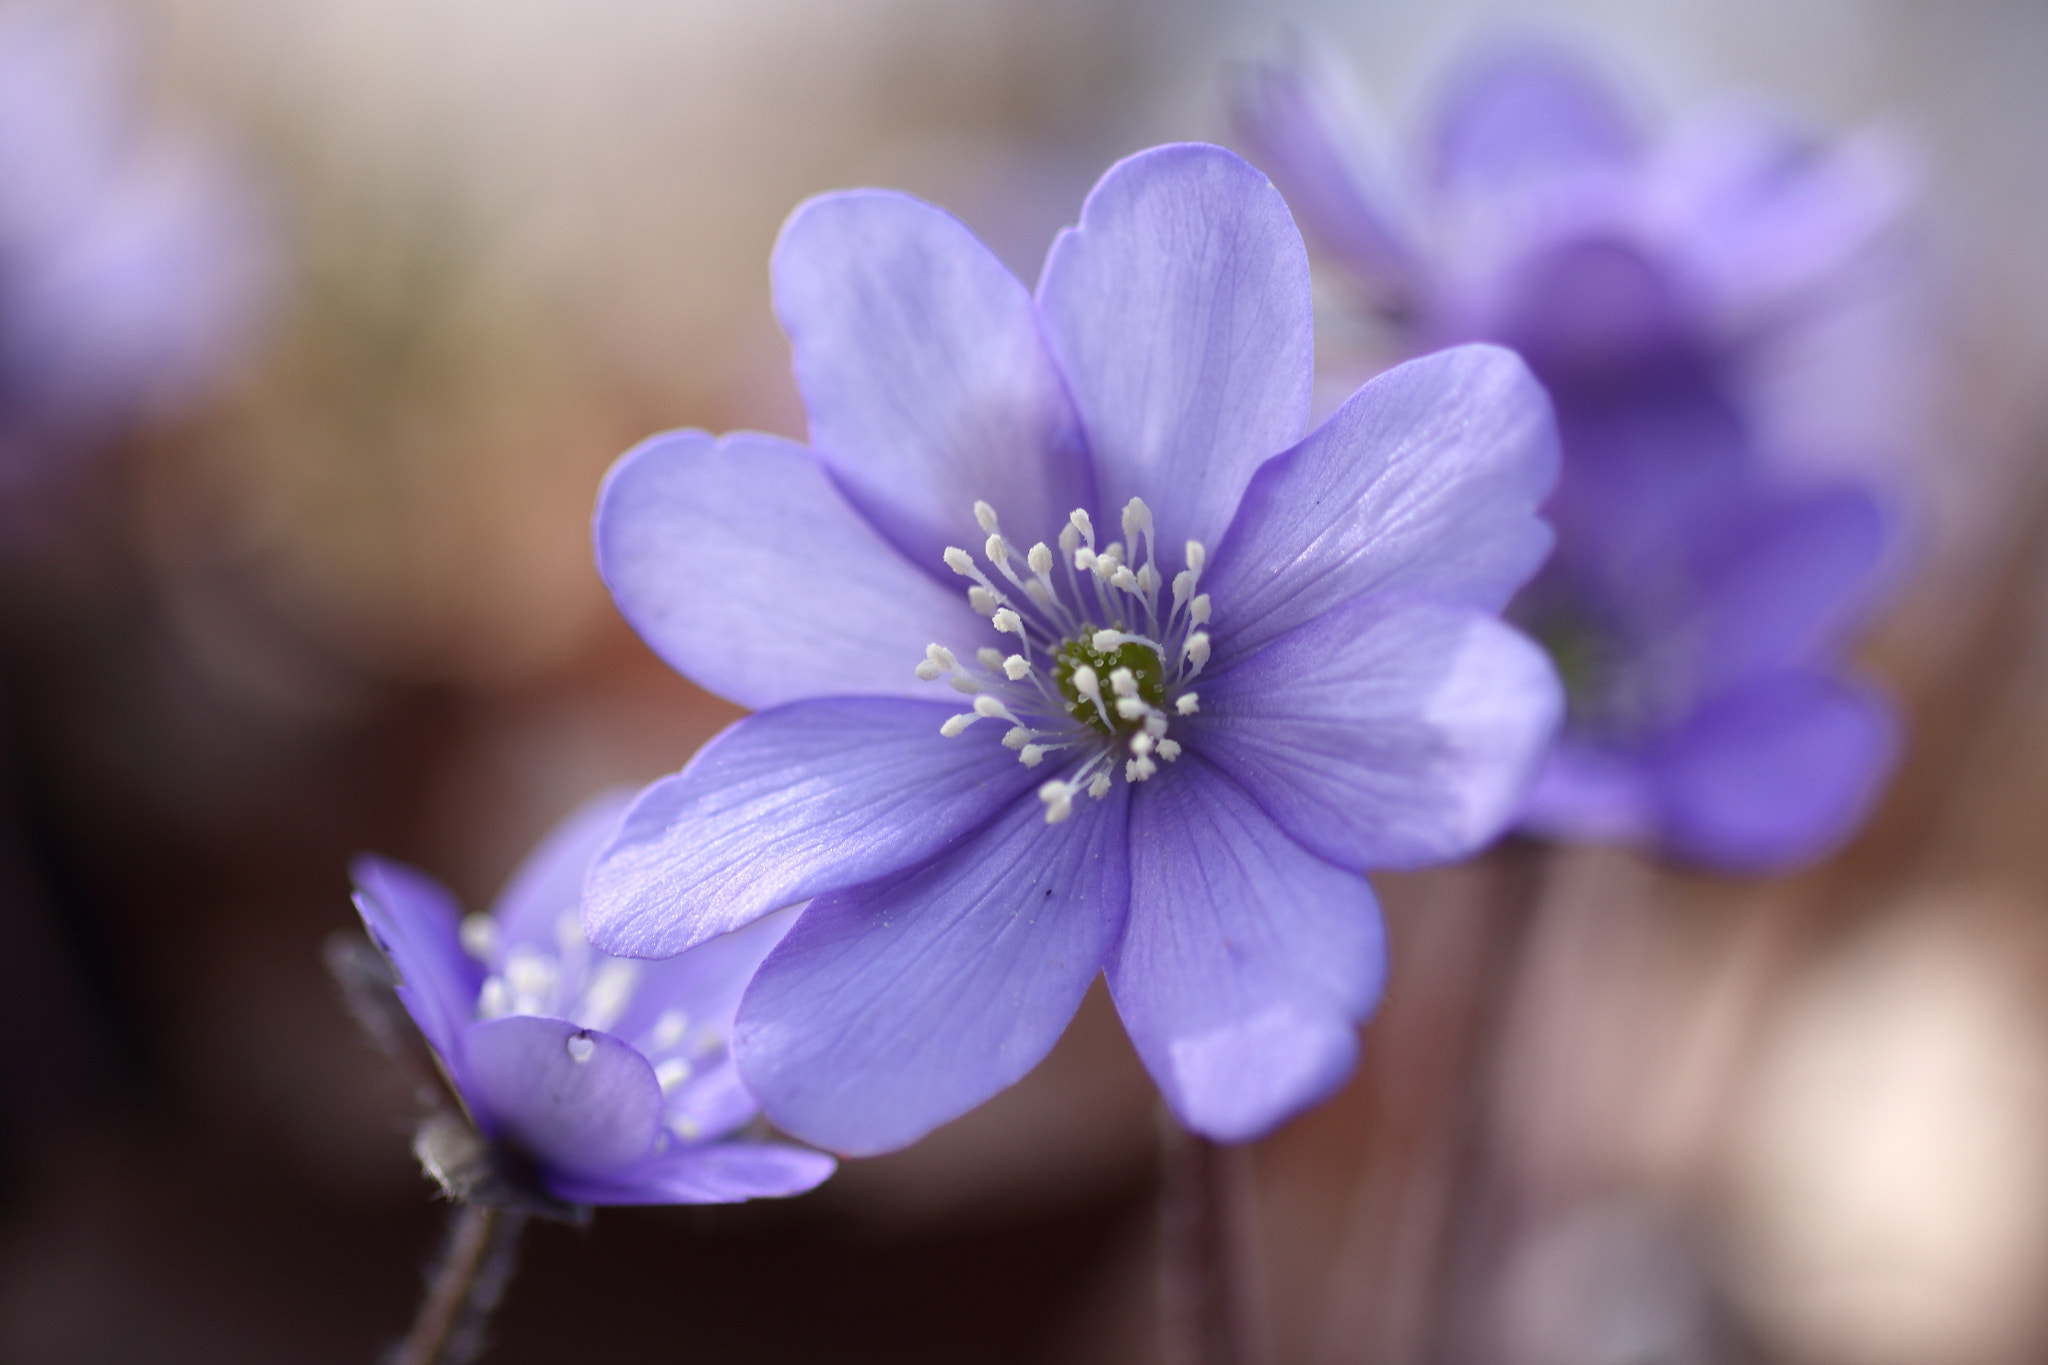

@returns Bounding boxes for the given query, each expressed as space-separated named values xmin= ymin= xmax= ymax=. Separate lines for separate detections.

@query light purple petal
xmin=609 ymin=906 xmax=798 ymax=1065
xmin=585 ymin=699 xmax=1039 ymax=960
xmin=1692 ymin=483 xmax=1889 ymax=691
xmin=1516 ymin=741 xmax=1657 ymax=845
xmin=1648 ymin=672 xmax=1897 ymax=873
xmin=1195 ymin=597 xmax=1562 ymax=870
xmin=595 ymin=429 xmax=987 ymax=709
xmin=491 ymin=789 xmax=636 ymax=955
xmin=771 ymin=189 xmax=1092 ymax=572
xmin=1037 ymin=142 xmax=1314 ymax=551
xmin=1429 ymin=40 xmax=1640 ymax=191
xmin=1230 ymin=36 xmax=1419 ymax=295
xmin=733 ymin=784 xmax=1130 ymax=1156
xmin=550 ymin=1142 xmax=836 ymax=1206
xmin=460 ymin=1016 xmax=662 ymax=1176
xmin=1206 ymin=345 xmax=1557 ymax=659
xmin=349 ymin=857 xmax=483 ymax=1072
xmin=1108 ymin=756 xmax=1384 ymax=1142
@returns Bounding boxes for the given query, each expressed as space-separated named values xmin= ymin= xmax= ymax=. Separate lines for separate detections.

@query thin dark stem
xmin=387 ymin=1203 xmax=529 ymax=1365
xmin=1158 ymin=1112 xmax=1258 ymax=1365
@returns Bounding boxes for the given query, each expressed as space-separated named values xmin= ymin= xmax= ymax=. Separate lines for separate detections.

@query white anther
xmin=1003 ymin=726 xmax=1033 ymax=749
xmin=1074 ymin=546 xmax=1098 ymax=573
xmin=944 ymin=547 xmax=975 ymax=576
xmin=566 ymin=1033 xmax=596 ymax=1063
xmin=1087 ymin=772 xmax=1113 ymax=799
xmin=1003 ymin=655 xmax=1031 ymax=681
xmin=478 ymin=976 xmax=509 ymax=1019
xmin=459 ymin=914 xmax=497 ymax=963
xmin=926 ymin=644 xmax=958 ymax=669
xmin=941 ymin=712 xmax=978 ymax=738
xmin=1058 ymin=523 xmax=1080 ymax=557
xmin=1039 ymin=781 xmax=1074 ymax=824
xmin=1085 ymin=629 xmax=1114 ymax=653
xmin=504 ymin=949 xmax=556 ymax=1010
xmin=670 ymin=1115 xmax=704 ymax=1142
xmin=1109 ymin=667 xmax=1138 ymax=697
xmin=578 ymin=959 xmax=640 ymax=1032
xmin=1183 ymin=632 xmax=1211 ymax=672
xmin=1136 ymin=563 xmax=1159 ymax=596
xmin=1020 ymin=745 xmax=1048 ymax=767
xmin=969 ymin=586 xmax=999 ymax=615
xmin=915 ymin=659 xmax=945 ymax=681
xmin=655 ymin=1058 xmax=692 ymax=1093
xmin=992 ymin=609 xmax=1023 ymax=635
xmin=1111 ymin=567 xmax=1141 ymax=594
xmin=973 ymin=695 xmax=1016 ymax=723
xmin=1125 ymin=756 xmax=1157 ymax=782
xmin=984 ymin=533 xmax=1010 ymax=566
xmin=1143 ymin=713 xmax=1169 ymax=738
xmin=1115 ymin=697 xmax=1150 ymax=720
xmin=1072 ymin=665 xmax=1102 ymax=703
xmin=1185 ymin=541 xmax=1206 ymax=574
xmin=1122 ymin=497 xmax=1153 ymax=544
xmin=1191 ymin=594 xmax=1211 ymax=625
xmin=1069 ymin=509 xmax=1094 ymax=544
xmin=977 ymin=647 xmax=1005 ymax=669
xmin=1171 ymin=569 xmax=1195 ymax=612
xmin=948 ymin=674 xmax=981 ymax=694
xmin=646 ymin=1009 xmax=688 ymax=1053
xmin=1028 ymin=542 xmax=1054 ymax=575
xmin=974 ymin=501 xmax=1001 ymax=534
xmin=1177 ymin=693 xmax=1200 ymax=715
xmin=1156 ymin=739 xmax=1182 ymax=761
xmin=1130 ymin=732 xmax=1155 ymax=756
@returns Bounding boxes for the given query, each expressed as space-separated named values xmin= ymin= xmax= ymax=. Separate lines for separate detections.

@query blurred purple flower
xmin=0 ymin=2 xmax=273 ymax=482
xmin=350 ymin=791 xmax=835 ymax=1207
xmin=1234 ymin=37 xmax=1906 ymax=872
xmin=582 ymin=143 xmax=1563 ymax=1152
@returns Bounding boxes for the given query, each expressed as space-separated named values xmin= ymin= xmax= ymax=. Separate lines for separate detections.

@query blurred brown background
xmin=3 ymin=1 xmax=2048 ymax=1361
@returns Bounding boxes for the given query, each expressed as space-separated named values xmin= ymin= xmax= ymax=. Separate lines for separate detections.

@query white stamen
xmin=1040 ymin=781 xmax=1074 ymax=823
xmin=577 ymin=959 xmax=641 ymax=1032
xmin=1157 ymin=739 xmax=1182 ymax=761
xmin=1185 ymin=541 xmax=1206 ymax=574
xmin=504 ymin=948 xmax=557 ymax=1013
xmin=944 ymin=547 xmax=976 ymax=576
xmin=973 ymin=695 xmax=1018 ymax=724
xmin=1003 ymin=726 xmax=1033 ymax=749
xmin=974 ymin=647 xmax=1003 ymax=669
xmin=1027 ymin=542 xmax=1053 ymax=575
xmin=459 ymin=914 xmax=497 ymax=963
xmin=941 ymin=712 xmax=978 ymax=737
xmin=670 ymin=1115 xmax=703 ymax=1142
xmin=1125 ymin=756 xmax=1157 ymax=782
xmin=973 ymin=501 xmax=1001 ymax=534
xmin=948 ymin=674 xmax=981 ymax=694
xmin=1143 ymin=713 xmax=1169 ymax=738
xmin=915 ymin=659 xmax=944 ymax=681
xmin=1191 ymin=594 xmax=1211 ymax=625
xmin=968 ymin=586 xmax=999 ymax=615
xmin=646 ymin=1009 xmax=688 ymax=1053
xmin=1183 ymin=632 xmax=1211 ymax=674
xmin=1111 ymin=566 xmax=1141 ymax=594
xmin=655 ymin=1058 xmax=692 ymax=1093
xmin=984 ymin=533 xmax=1010 ymax=566
xmin=1130 ymin=732 xmax=1155 ymax=756
xmin=1108 ymin=667 xmax=1138 ymax=698
xmin=1115 ymin=697 xmax=1150 ymax=720
xmin=1091 ymin=629 xmax=1121 ymax=653
xmin=1004 ymin=655 xmax=1031 ymax=680
xmin=1069 ymin=509 xmax=1094 ymax=545
xmin=477 ymin=976 xmax=509 ymax=1019
xmin=1177 ymin=693 xmax=1200 ymax=715
xmin=1020 ymin=745 xmax=1047 ymax=766
xmin=566 ymin=1033 xmax=596 ymax=1063
xmin=992 ymin=609 xmax=1023 ymax=636
xmin=1087 ymin=772 xmax=1113 ymax=799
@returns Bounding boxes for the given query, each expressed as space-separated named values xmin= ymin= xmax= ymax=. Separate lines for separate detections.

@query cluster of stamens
xmin=917 ymin=496 xmax=1212 ymax=824
xmin=462 ymin=912 xmax=731 ymax=1143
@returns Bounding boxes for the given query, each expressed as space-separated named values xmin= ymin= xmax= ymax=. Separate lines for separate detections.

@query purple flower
xmin=350 ymin=791 xmax=836 ymax=1206
xmin=0 ymin=2 xmax=273 ymax=481
xmin=1234 ymin=38 xmax=1905 ymax=872
xmin=582 ymin=143 xmax=1564 ymax=1153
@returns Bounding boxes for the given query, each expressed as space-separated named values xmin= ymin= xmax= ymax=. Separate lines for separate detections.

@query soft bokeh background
xmin=3 ymin=0 xmax=2048 ymax=1361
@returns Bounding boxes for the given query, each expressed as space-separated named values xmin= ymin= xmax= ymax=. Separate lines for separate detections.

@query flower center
xmin=915 ymin=496 xmax=1213 ymax=823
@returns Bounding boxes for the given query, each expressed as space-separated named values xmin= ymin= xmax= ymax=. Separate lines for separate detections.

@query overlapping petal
xmin=595 ymin=429 xmax=986 ymax=710
xmin=1038 ymin=143 xmax=1314 ymax=551
xmin=460 ymin=1016 xmax=663 ymax=1175
xmin=734 ymin=785 xmax=1131 ymax=1156
xmin=1649 ymin=672 xmax=1897 ymax=872
xmin=492 ymin=789 xmax=634 ymax=955
xmin=584 ymin=699 xmax=1039 ymax=959
xmin=1108 ymin=757 xmax=1384 ymax=1142
xmin=1207 ymin=345 xmax=1557 ymax=658
xmin=551 ymin=1143 xmax=838 ymax=1206
xmin=1195 ymin=597 xmax=1561 ymax=870
xmin=1430 ymin=41 xmax=1640 ymax=192
xmin=772 ymin=189 xmax=1092 ymax=573
xmin=350 ymin=857 xmax=483 ymax=1069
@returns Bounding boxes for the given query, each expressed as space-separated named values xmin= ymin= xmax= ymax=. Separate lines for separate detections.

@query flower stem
xmin=1159 ymin=1112 xmax=1259 ymax=1365
xmin=387 ymin=1203 xmax=529 ymax=1365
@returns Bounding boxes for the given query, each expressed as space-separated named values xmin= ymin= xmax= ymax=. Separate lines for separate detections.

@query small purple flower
xmin=350 ymin=791 xmax=835 ymax=1206
xmin=0 ymin=2 xmax=273 ymax=481
xmin=1234 ymin=38 xmax=1905 ymax=872
xmin=582 ymin=143 xmax=1564 ymax=1153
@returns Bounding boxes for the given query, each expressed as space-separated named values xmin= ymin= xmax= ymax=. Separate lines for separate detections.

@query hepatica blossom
xmin=584 ymin=143 xmax=1564 ymax=1152
xmin=351 ymin=791 xmax=835 ymax=1206
xmin=1235 ymin=38 xmax=1906 ymax=872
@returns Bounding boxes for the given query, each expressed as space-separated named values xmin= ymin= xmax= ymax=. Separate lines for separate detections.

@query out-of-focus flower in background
xmin=581 ymin=143 xmax=1563 ymax=1153
xmin=348 ymin=789 xmax=834 ymax=1208
xmin=0 ymin=0 xmax=271 ymax=493
xmin=1234 ymin=36 xmax=1915 ymax=871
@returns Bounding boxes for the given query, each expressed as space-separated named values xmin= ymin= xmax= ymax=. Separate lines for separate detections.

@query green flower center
xmin=1055 ymin=632 xmax=1168 ymax=733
